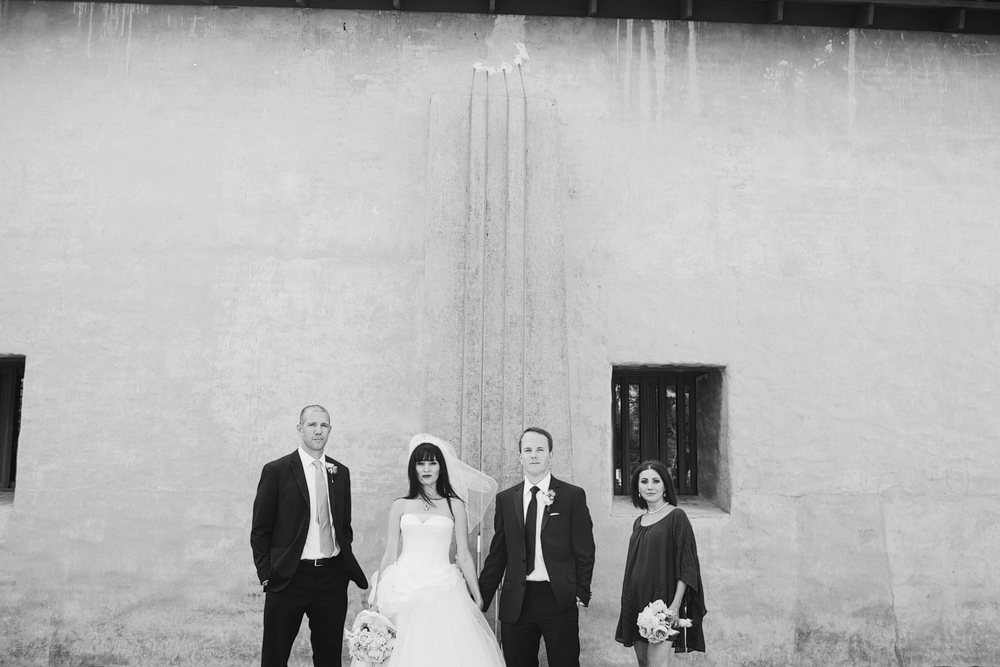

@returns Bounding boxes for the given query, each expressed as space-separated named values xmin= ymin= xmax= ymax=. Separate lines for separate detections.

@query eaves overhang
xmin=21 ymin=0 xmax=1000 ymax=34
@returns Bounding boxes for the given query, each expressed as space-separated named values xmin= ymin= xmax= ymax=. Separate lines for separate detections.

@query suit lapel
xmin=325 ymin=455 xmax=341 ymax=530
xmin=512 ymin=482 xmax=526 ymax=532
xmin=290 ymin=451 xmax=310 ymax=507
xmin=540 ymin=476 xmax=561 ymax=533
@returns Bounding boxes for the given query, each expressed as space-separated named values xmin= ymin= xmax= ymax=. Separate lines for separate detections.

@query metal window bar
xmin=612 ymin=370 xmax=701 ymax=496
xmin=687 ymin=379 xmax=697 ymax=496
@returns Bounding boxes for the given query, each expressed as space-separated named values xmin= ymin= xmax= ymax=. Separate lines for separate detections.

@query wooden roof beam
xmin=945 ymin=7 xmax=966 ymax=30
xmin=855 ymin=2 xmax=875 ymax=26
xmin=768 ymin=0 xmax=784 ymax=22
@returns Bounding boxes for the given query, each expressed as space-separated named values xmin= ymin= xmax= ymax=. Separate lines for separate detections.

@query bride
xmin=375 ymin=434 xmax=505 ymax=667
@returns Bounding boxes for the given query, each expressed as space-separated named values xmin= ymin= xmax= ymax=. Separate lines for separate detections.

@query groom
xmin=250 ymin=405 xmax=368 ymax=667
xmin=479 ymin=427 xmax=596 ymax=667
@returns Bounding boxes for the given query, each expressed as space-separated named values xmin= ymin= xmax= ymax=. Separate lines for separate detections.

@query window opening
xmin=612 ymin=364 xmax=729 ymax=508
xmin=0 ymin=355 xmax=25 ymax=492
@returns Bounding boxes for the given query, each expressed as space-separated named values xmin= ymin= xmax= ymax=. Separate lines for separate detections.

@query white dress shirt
xmin=523 ymin=473 xmax=552 ymax=582
xmin=298 ymin=447 xmax=340 ymax=559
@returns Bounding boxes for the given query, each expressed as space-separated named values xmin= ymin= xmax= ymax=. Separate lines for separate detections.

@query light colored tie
xmin=312 ymin=460 xmax=336 ymax=557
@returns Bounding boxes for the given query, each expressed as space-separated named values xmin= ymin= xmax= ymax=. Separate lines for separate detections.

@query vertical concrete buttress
xmin=421 ymin=83 xmax=574 ymax=558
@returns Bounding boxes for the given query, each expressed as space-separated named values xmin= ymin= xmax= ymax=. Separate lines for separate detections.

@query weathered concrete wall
xmin=1 ymin=4 xmax=999 ymax=666
xmin=557 ymin=19 xmax=1000 ymax=667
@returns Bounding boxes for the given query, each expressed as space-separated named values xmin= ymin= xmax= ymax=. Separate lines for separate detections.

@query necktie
xmin=525 ymin=485 xmax=540 ymax=575
xmin=313 ymin=460 xmax=336 ymax=557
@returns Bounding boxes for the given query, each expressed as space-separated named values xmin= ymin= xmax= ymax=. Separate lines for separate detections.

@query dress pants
xmin=262 ymin=557 xmax=350 ymax=667
xmin=501 ymin=582 xmax=580 ymax=667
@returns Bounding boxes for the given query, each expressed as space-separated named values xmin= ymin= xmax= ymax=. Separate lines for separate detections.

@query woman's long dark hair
xmin=405 ymin=442 xmax=460 ymax=515
xmin=629 ymin=460 xmax=679 ymax=509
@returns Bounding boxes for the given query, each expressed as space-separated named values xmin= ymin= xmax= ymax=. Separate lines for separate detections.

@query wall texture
xmin=1 ymin=3 xmax=999 ymax=666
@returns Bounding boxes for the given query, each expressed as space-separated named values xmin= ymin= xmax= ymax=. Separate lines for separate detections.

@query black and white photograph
xmin=1 ymin=0 xmax=999 ymax=665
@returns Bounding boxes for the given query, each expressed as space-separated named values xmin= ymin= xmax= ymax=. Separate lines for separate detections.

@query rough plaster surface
xmin=422 ymin=92 xmax=573 ymax=495
xmin=2 ymin=4 xmax=1000 ymax=666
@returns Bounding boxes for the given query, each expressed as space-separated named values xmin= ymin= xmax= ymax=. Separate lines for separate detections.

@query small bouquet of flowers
xmin=636 ymin=599 xmax=693 ymax=644
xmin=345 ymin=610 xmax=396 ymax=666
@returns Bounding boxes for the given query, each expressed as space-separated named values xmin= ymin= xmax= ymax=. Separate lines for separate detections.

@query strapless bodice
xmin=376 ymin=513 xmax=462 ymax=616
xmin=397 ymin=513 xmax=454 ymax=569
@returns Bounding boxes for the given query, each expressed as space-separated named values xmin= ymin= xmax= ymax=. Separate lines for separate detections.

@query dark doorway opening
xmin=0 ymin=355 xmax=25 ymax=492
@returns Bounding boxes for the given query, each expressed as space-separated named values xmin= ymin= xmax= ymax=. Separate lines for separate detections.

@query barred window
xmin=612 ymin=366 xmax=727 ymax=508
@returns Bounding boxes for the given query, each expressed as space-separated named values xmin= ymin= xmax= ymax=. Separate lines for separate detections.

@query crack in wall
xmin=878 ymin=494 xmax=906 ymax=667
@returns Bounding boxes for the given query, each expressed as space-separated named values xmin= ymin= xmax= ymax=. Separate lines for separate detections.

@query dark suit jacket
xmin=479 ymin=476 xmax=596 ymax=623
xmin=250 ymin=451 xmax=368 ymax=593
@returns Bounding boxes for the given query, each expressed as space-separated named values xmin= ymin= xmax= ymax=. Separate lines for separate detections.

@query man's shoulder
xmin=264 ymin=450 xmax=299 ymax=468
xmin=551 ymin=476 xmax=588 ymax=497
xmin=263 ymin=451 xmax=297 ymax=467
xmin=498 ymin=481 xmax=524 ymax=498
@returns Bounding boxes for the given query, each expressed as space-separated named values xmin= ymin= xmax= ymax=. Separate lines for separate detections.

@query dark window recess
xmin=613 ymin=369 xmax=701 ymax=496
xmin=0 ymin=356 xmax=25 ymax=491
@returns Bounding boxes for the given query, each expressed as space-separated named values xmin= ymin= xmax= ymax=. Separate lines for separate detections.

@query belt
xmin=300 ymin=557 xmax=336 ymax=567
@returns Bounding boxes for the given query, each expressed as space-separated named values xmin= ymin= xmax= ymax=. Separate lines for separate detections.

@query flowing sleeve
xmin=618 ymin=515 xmax=642 ymax=605
xmin=671 ymin=510 xmax=707 ymax=653
xmin=674 ymin=510 xmax=701 ymax=592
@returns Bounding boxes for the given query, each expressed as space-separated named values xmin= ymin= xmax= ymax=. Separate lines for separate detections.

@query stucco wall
xmin=557 ymin=18 xmax=1000 ymax=667
xmin=1 ymin=4 xmax=999 ymax=666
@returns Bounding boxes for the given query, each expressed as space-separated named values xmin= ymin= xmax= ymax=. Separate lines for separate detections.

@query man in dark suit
xmin=251 ymin=405 xmax=368 ymax=667
xmin=479 ymin=427 xmax=596 ymax=667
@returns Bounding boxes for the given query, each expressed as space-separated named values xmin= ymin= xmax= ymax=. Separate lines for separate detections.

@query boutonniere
xmin=540 ymin=489 xmax=556 ymax=508
xmin=324 ymin=462 xmax=338 ymax=479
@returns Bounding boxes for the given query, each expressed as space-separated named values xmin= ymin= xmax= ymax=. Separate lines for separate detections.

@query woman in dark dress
xmin=616 ymin=460 xmax=706 ymax=666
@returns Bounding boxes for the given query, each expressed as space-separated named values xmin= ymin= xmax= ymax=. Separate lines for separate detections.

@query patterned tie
xmin=525 ymin=486 xmax=540 ymax=575
xmin=313 ymin=459 xmax=336 ymax=557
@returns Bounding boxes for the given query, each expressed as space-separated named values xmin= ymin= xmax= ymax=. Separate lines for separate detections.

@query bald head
xmin=299 ymin=405 xmax=330 ymax=424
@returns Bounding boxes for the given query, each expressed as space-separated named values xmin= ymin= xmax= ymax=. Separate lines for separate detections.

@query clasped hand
xmin=668 ymin=603 xmax=682 ymax=627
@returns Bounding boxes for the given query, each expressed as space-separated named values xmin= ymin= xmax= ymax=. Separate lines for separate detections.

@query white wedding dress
xmin=376 ymin=514 xmax=506 ymax=667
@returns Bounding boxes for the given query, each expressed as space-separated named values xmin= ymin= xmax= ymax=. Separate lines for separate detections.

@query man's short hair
xmin=519 ymin=426 xmax=553 ymax=452
xmin=299 ymin=405 xmax=330 ymax=424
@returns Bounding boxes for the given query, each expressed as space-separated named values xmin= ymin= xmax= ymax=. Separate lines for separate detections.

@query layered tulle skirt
xmin=377 ymin=560 xmax=505 ymax=667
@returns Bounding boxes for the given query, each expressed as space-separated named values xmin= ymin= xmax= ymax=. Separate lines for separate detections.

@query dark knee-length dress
xmin=615 ymin=508 xmax=707 ymax=653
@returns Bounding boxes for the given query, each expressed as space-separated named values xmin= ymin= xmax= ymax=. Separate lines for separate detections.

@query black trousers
xmin=501 ymin=582 xmax=580 ymax=667
xmin=262 ymin=557 xmax=350 ymax=667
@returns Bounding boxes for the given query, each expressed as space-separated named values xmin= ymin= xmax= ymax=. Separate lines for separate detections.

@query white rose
xmin=650 ymin=625 xmax=670 ymax=643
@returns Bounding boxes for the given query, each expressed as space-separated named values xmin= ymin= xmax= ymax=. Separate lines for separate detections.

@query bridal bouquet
xmin=345 ymin=610 xmax=396 ymax=666
xmin=636 ymin=599 xmax=693 ymax=644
